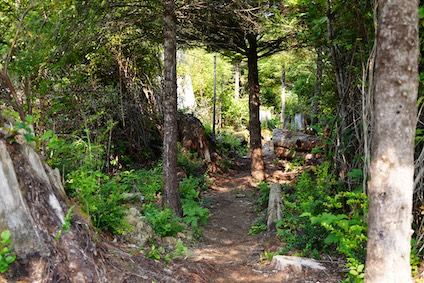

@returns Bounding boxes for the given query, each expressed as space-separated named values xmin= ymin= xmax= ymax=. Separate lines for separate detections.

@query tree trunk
xmin=281 ymin=70 xmax=286 ymax=127
xmin=235 ymin=59 xmax=240 ymax=100
xmin=246 ymin=32 xmax=265 ymax=181
xmin=365 ymin=1 xmax=418 ymax=282
xmin=0 ymin=138 xmax=105 ymax=282
xmin=312 ymin=47 xmax=323 ymax=125
xmin=162 ymin=0 xmax=182 ymax=217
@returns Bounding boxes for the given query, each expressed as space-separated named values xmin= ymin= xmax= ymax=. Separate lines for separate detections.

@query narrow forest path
xmin=176 ymin=141 xmax=342 ymax=283
xmin=189 ymin=157 xmax=285 ymax=283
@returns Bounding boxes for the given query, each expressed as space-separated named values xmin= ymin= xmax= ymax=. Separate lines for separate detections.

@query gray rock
xmin=272 ymin=255 xmax=326 ymax=273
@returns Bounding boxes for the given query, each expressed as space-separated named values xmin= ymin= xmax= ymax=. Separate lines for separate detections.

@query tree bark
xmin=0 ymin=139 xmax=105 ymax=282
xmin=365 ymin=1 xmax=419 ymax=282
xmin=312 ymin=47 xmax=323 ymax=126
xmin=281 ymin=70 xmax=286 ymax=127
xmin=162 ymin=0 xmax=182 ymax=217
xmin=235 ymin=59 xmax=241 ymax=100
xmin=246 ymin=32 xmax=265 ymax=181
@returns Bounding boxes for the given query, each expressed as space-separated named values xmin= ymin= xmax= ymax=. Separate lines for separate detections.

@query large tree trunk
xmin=365 ymin=0 xmax=419 ymax=282
xmin=162 ymin=0 xmax=182 ymax=217
xmin=0 ymin=137 xmax=105 ymax=282
xmin=246 ymin=32 xmax=265 ymax=181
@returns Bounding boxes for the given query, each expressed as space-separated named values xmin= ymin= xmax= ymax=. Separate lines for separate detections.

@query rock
xmin=272 ymin=255 xmax=326 ymax=274
xmin=162 ymin=236 xmax=178 ymax=247
xmin=124 ymin=207 xmax=154 ymax=246
xmin=267 ymin=183 xmax=283 ymax=231
xmin=273 ymin=129 xmax=324 ymax=163
xmin=273 ymin=129 xmax=323 ymax=152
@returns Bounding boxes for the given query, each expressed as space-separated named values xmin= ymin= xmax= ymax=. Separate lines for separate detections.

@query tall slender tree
xmin=163 ymin=0 xmax=182 ymax=216
xmin=365 ymin=0 xmax=419 ymax=281
xmin=178 ymin=0 xmax=295 ymax=180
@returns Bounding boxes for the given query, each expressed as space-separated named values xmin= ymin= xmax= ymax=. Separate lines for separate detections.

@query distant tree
xmin=365 ymin=0 xmax=419 ymax=282
xmin=179 ymin=0 xmax=296 ymax=180
xmin=163 ymin=0 xmax=182 ymax=216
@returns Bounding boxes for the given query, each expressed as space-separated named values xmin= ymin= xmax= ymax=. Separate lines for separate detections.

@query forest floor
xmin=173 ymin=141 xmax=344 ymax=283
xmin=106 ymin=140 xmax=345 ymax=282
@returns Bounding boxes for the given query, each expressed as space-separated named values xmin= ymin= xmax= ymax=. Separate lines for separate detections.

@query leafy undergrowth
xmin=251 ymin=161 xmax=368 ymax=282
xmin=43 ymin=132 xmax=210 ymax=260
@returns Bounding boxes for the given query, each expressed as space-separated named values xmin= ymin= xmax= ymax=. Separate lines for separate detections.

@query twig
xmin=4 ymin=1 xmax=35 ymax=74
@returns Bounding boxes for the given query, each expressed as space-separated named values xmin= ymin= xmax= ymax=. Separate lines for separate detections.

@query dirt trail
xmin=182 ymin=142 xmax=342 ymax=283
xmin=190 ymin=159 xmax=284 ymax=283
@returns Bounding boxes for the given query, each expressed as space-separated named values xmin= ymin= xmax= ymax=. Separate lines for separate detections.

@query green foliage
xmin=55 ymin=205 xmax=75 ymax=240
xmin=2 ymin=115 xmax=36 ymax=145
xmin=142 ymin=203 xmax=185 ymax=237
xmin=216 ymin=129 xmax=249 ymax=157
xmin=146 ymin=244 xmax=171 ymax=263
xmin=145 ymin=241 xmax=189 ymax=263
xmin=256 ymin=181 xmax=270 ymax=208
xmin=177 ymin=146 xmax=205 ymax=177
xmin=260 ymin=251 xmax=277 ymax=262
xmin=277 ymin=162 xmax=368 ymax=282
xmin=248 ymin=221 xmax=267 ymax=235
xmin=262 ymin=118 xmax=281 ymax=131
xmin=180 ymin=176 xmax=210 ymax=229
xmin=305 ymin=194 xmax=368 ymax=282
xmin=278 ymin=161 xmax=368 ymax=281
xmin=66 ymin=169 xmax=131 ymax=235
xmin=172 ymin=241 xmax=189 ymax=259
xmin=0 ymin=230 xmax=16 ymax=273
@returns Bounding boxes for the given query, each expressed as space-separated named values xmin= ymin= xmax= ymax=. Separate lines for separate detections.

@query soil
xmin=103 ymin=140 xmax=345 ymax=282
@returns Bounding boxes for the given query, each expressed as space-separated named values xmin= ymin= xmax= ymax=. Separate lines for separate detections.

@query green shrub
xmin=180 ymin=176 xmax=210 ymax=229
xmin=216 ymin=130 xmax=249 ymax=157
xmin=0 ymin=230 xmax=16 ymax=273
xmin=277 ymin=162 xmax=340 ymax=257
xmin=256 ymin=181 xmax=270 ymax=208
xmin=142 ymin=203 xmax=185 ymax=237
xmin=66 ymin=169 xmax=130 ymax=234
xmin=277 ymin=161 xmax=368 ymax=282
xmin=304 ymin=191 xmax=368 ymax=282
xmin=177 ymin=145 xmax=205 ymax=177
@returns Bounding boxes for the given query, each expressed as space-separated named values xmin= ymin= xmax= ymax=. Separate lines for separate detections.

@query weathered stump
xmin=267 ymin=183 xmax=283 ymax=231
xmin=178 ymin=112 xmax=215 ymax=163
xmin=0 ymin=135 xmax=106 ymax=282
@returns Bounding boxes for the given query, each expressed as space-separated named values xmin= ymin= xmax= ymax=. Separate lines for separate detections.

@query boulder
xmin=273 ymin=129 xmax=324 ymax=163
xmin=272 ymin=255 xmax=327 ymax=280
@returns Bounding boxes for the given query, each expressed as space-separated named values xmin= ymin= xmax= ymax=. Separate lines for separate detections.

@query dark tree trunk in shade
xmin=365 ymin=0 xmax=419 ymax=282
xmin=162 ymin=0 xmax=182 ymax=217
xmin=246 ymin=32 xmax=265 ymax=181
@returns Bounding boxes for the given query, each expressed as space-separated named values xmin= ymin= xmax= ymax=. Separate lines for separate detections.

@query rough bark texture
xmin=267 ymin=183 xmax=283 ymax=232
xmin=365 ymin=1 xmax=419 ymax=282
xmin=0 ymin=138 xmax=105 ymax=282
xmin=163 ymin=0 xmax=182 ymax=217
xmin=247 ymin=32 xmax=265 ymax=181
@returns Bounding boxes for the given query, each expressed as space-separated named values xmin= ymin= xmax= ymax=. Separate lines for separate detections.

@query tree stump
xmin=0 ymin=135 xmax=106 ymax=282
xmin=267 ymin=183 xmax=283 ymax=232
xmin=177 ymin=112 xmax=215 ymax=163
